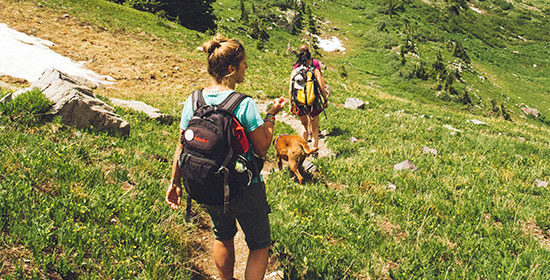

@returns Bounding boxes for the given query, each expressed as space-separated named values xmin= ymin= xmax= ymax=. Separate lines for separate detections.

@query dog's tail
xmin=300 ymin=144 xmax=319 ymax=155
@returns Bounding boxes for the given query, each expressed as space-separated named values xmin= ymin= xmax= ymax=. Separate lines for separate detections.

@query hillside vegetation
xmin=1 ymin=0 xmax=550 ymax=279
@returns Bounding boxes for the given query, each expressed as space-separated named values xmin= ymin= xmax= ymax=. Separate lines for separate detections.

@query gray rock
xmin=422 ymin=146 xmax=438 ymax=156
xmin=468 ymin=119 xmax=486 ymax=125
xmin=276 ymin=9 xmax=300 ymax=32
xmin=443 ymin=125 xmax=462 ymax=133
xmin=394 ymin=160 xmax=417 ymax=171
xmin=110 ymin=98 xmax=173 ymax=124
xmin=340 ymin=83 xmax=348 ymax=91
xmin=3 ymin=68 xmax=129 ymax=136
xmin=302 ymin=159 xmax=317 ymax=173
xmin=344 ymin=97 xmax=365 ymax=109
xmin=522 ymin=107 xmax=540 ymax=118
xmin=535 ymin=179 xmax=548 ymax=188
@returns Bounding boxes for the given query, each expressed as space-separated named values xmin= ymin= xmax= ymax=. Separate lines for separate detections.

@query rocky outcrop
xmin=344 ymin=97 xmax=366 ymax=110
xmin=521 ymin=107 xmax=541 ymax=118
xmin=276 ymin=9 xmax=300 ymax=32
xmin=394 ymin=160 xmax=417 ymax=171
xmin=1 ymin=68 xmax=130 ymax=136
xmin=110 ymin=98 xmax=173 ymax=124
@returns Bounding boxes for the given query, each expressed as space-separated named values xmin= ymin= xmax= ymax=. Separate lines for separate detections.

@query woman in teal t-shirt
xmin=166 ymin=34 xmax=286 ymax=280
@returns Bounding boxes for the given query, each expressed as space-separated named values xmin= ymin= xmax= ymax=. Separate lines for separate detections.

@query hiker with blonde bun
xmin=166 ymin=34 xmax=286 ymax=280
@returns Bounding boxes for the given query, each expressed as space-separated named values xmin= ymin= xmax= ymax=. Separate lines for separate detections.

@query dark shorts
xmin=205 ymin=181 xmax=271 ymax=251
xmin=296 ymin=104 xmax=324 ymax=117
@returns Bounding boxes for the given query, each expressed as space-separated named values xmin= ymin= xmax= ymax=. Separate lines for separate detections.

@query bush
xmin=0 ymin=89 xmax=52 ymax=126
xmin=107 ymin=0 xmax=216 ymax=32
xmin=412 ymin=60 xmax=429 ymax=80
xmin=364 ymin=29 xmax=398 ymax=49
xmin=449 ymin=40 xmax=470 ymax=63
xmin=495 ymin=0 xmax=514 ymax=11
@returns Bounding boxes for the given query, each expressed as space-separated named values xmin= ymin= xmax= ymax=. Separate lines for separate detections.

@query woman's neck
xmin=205 ymin=81 xmax=235 ymax=92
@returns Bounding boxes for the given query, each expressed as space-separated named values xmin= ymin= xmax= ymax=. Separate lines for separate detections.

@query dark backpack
xmin=292 ymin=65 xmax=320 ymax=107
xmin=178 ymin=89 xmax=257 ymax=218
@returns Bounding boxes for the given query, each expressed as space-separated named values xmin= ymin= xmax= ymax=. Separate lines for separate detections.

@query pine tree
xmin=240 ymin=0 xmax=248 ymax=22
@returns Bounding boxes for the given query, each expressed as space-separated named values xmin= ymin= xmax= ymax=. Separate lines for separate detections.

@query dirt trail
xmin=190 ymin=103 xmax=332 ymax=280
xmin=190 ymin=216 xmax=282 ymax=280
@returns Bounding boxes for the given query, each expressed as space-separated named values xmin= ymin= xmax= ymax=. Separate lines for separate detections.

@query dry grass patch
xmin=521 ymin=220 xmax=550 ymax=250
xmin=0 ymin=0 xmax=204 ymax=110
xmin=379 ymin=217 xmax=409 ymax=243
xmin=0 ymin=242 xmax=46 ymax=278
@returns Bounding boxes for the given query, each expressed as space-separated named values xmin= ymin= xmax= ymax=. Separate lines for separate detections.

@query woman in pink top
xmin=288 ymin=45 xmax=329 ymax=150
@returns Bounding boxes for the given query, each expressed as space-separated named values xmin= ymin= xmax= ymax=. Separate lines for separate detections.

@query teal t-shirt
xmin=180 ymin=89 xmax=264 ymax=182
xmin=179 ymin=89 xmax=263 ymax=132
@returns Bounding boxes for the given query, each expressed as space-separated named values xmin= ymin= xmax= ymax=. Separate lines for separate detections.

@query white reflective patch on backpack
xmin=184 ymin=129 xmax=195 ymax=141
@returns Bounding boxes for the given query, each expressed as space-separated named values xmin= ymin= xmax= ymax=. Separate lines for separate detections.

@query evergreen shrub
xmin=0 ymin=89 xmax=52 ymax=126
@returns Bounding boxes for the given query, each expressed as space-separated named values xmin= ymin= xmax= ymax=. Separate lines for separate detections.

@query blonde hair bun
xmin=202 ymin=34 xmax=227 ymax=55
xmin=202 ymin=34 xmax=245 ymax=86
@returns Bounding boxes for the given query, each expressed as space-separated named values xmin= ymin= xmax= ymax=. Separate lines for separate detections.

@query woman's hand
xmin=267 ymin=97 xmax=287 ymax=115
xmin=165 ymin=183 xmax=182 ymax=210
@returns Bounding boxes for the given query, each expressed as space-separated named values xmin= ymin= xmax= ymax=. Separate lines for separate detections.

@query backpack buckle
xmin=216 ymin=165 xmax=229 ymax=175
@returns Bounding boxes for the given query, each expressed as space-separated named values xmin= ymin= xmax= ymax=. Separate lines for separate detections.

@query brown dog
xmin=273 ymin=134 xmax=319 ymax=184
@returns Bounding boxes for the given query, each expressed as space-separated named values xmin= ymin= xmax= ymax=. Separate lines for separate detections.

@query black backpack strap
xmin=218 ymin=132 xmax=233 ymax=214
xmin=218 ymin=91 xmax=250 ymax=214
xmin=217 ymin=91 xmax=250 ymax=113
xmin=191 ymin=89 xmax=205 ymax=112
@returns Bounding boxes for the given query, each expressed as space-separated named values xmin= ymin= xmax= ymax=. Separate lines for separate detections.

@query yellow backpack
xmin=293 ymin=65 xmax=318 ymax=106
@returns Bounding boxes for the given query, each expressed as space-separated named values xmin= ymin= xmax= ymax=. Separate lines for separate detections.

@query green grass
xmin=2 ymin=0 xmax=550 ymax=278
xmin=0 ymin=106 xmax=193 ymax=278
xmin=269 ymin=100 xmax=550 ymax=278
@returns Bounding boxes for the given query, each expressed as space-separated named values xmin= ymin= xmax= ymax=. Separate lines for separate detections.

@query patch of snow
xmin=314 ymin=35 xmax=346 ymax=53
xmin=0 ymin=23 xmax=114 ymax=85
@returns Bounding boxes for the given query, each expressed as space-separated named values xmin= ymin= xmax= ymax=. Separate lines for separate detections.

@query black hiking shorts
xmin=205 ymin=181 xmax=271 ymax=251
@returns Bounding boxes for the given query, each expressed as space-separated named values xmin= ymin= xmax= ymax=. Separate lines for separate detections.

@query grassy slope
xmin=1 ymin=0 xmax=550 ymax=279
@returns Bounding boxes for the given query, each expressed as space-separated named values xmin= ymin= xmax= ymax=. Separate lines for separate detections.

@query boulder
xmin=277 ymin=9 xmax=300 ymax=32
xmin=302 ymin=159 xmax=317 ymax=174
xmin=535 ymin=179 xmax=548 ymax=188
xmin=344 ymin=97 xmax=366 ymax=109
xmin=110 ymin=98 xmax=173 ymax=124
xmin=2 ymin=68 xmax=129 ymax=136
xmin=521 ymin=107 xmax=540 ymax=118
xmin=394 ymin=160 xmax=417 ymax=171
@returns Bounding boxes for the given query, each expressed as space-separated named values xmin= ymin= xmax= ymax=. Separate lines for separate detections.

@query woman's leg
xmin=311 ymin=115 xmax=320 ymax=149
xmin=245 ymin=247 xmax=269 ymax=280
xmin=299 ymin=114 xmax=310 ymax=142
xmin=213 ymin=239 xmax=235 ymax=280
